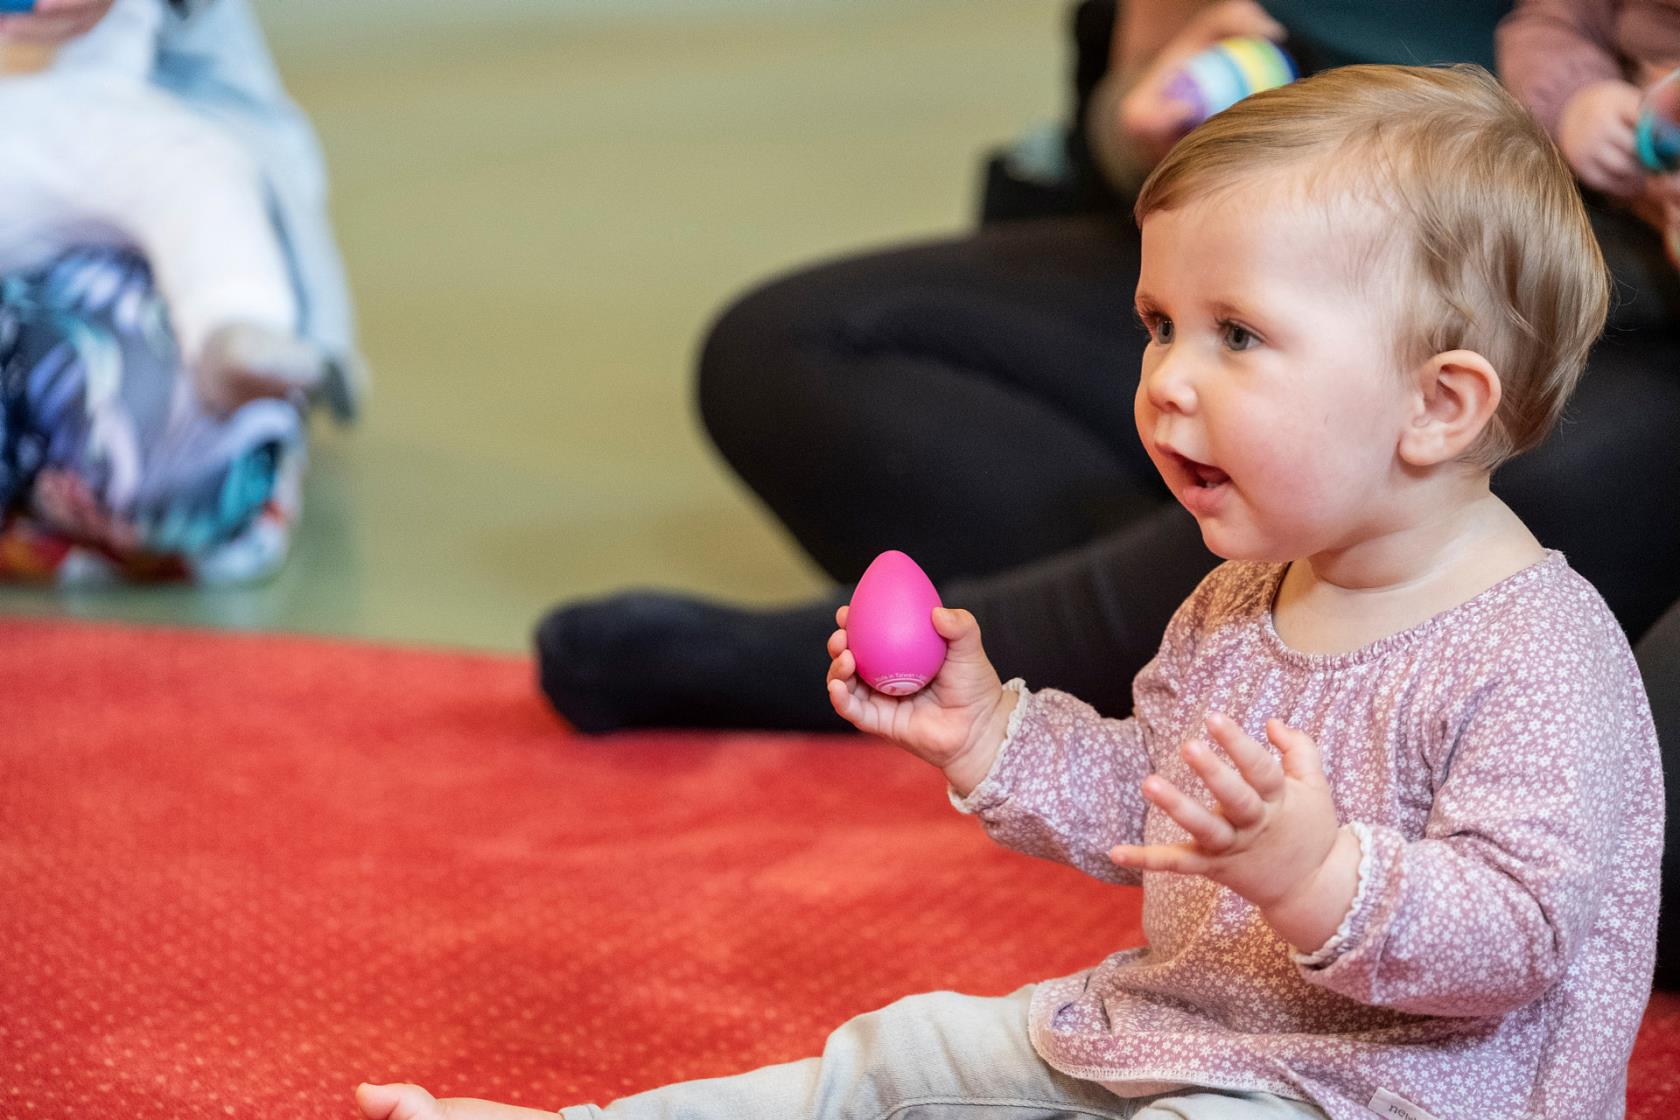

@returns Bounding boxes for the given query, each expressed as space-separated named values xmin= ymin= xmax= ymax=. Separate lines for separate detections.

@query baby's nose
xmin=1141 ymin=351 xmax=1197 ymax=413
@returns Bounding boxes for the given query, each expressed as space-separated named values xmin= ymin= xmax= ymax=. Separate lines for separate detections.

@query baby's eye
xmin=1138 ymin=314 xmax=1174 ymax=345
xmin=1220 ymin=321 xmax=1257 ymax=351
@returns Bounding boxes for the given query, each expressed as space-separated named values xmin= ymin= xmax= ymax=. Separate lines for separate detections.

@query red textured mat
xmin=2 ymin=617 xmax=1675 ymax=1118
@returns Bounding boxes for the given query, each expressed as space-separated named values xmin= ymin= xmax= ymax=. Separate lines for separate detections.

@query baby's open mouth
xmin=1191 ymin=462 xmax=1229 ymax=488
xmin=1169 ymin=450 xmax=1229 ymax=488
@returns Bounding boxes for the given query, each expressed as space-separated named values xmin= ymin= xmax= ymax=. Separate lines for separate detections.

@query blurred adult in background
xmin=537 ymin=0 xmax=1679 ymax=733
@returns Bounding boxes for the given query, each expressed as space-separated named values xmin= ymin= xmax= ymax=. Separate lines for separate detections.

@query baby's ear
xmin=1397 ymin=349 xmax=1501 ymax=467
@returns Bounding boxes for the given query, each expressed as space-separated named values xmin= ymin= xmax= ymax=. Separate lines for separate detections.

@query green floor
xmin=0 ymin=0 xmax=1065 ymax=652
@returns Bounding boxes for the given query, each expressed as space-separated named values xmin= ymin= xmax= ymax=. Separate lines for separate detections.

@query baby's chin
xmin=1192 ymin=521 xmax=1302 ymax=567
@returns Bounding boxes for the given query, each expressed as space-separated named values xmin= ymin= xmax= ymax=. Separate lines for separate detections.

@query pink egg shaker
xmin=846 ymin=550 xmax=948 ymax=696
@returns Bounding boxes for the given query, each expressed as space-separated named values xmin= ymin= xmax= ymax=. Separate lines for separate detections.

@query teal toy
xmin=1636 ymin=67 xmax=1680 ymax=173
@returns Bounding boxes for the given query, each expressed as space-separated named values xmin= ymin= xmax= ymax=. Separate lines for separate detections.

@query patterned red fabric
xmin=0 ymin=617 xmax=1674 ymax=1118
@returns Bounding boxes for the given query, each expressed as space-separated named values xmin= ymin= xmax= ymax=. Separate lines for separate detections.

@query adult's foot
xmin=534 ymin=590 xmax=846 ymax=733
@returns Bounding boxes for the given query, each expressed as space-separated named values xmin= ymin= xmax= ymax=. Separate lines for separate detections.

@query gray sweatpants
xmin=558 ymin=988 xmax=1328 ymax=1120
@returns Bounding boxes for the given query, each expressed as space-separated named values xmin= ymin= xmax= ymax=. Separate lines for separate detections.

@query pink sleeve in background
xmin=1497 ymin=0 xmax=1626 ymax=138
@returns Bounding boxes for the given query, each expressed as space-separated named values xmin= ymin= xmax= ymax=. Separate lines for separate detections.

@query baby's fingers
xmin=931 ymin=606 xmax=980 ymax=647
xmin=1266 ymin=719 xmax=1326 ymax=782
xmin=1205 ymin=713 xmax=1284 ymax=799
xmin=827 ymin=676 xmax=864 ymax=722
xmin=826 ymin=647 xmax=856 ymax=685
xmin=827 ymin=673 xmax=904 ymax=742
xmin=826 ymin=627 xmax=848 ymax=660
xmin=1181 ymin=736 xmax=1265 ymax=828
xmin=826 ymin=649 xmax=886 ymax=733
xmin=827 ymin=673 xmax=884 ymax=731
xmin=1142 ymin=773 xmax=1235 ymax=851
xmin=1109 ymin=841 xmax=1215 ymax=877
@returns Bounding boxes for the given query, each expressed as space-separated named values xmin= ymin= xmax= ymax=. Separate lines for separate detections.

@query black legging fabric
xmin=700 ymin=217 xmax=1160 ymax=589
xmin=698 ymin=209 xmax=1680 ymax=716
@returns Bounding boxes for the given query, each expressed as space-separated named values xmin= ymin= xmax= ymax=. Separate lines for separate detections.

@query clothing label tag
xmin=1369 ymin=1088 xmax=1440 ymax=1120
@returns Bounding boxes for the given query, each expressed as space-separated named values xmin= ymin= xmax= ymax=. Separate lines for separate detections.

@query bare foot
xmin=354 ymin=1082 xmax=561 ymax=1120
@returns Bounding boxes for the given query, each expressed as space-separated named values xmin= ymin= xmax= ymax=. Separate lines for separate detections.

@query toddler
xmin=1498 ymin=0 xmax=1680 ymax=260
xmin=355 ymin=64 xmax=1661 ymax=1120
xmin=0 ymin=0 xmax=343 ymax=417
xmin=0 ymin=0 xmax=356 ymax=580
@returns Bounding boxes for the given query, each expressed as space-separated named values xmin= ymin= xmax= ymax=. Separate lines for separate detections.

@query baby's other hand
xmin=1557 ymin=79 xmax=1645 ymax=197
xmin=827 ymin=604 xmax=1014 ymax=796
xmin=1110 ymin=713 xmax=1359 ymax=951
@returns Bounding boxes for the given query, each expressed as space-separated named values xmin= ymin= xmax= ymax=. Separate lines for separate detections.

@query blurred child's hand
xmin=1639 ymin=171 xmax=1680 ymax=267
xmin=1109 ymin=713 xmax=1360 ymax=953
xmin=1557 ymin=78 xmax=1645 ymax=198
xmin=827 ymin=604 xmax=1014 ymax=797
xmin=1114 ymin=0 xmax=1286 ymax=164
xmin=0 ymin=0 xmax=113 ymax=44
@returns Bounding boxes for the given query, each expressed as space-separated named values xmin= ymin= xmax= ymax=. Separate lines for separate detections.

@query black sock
xmin=533 ymin=590 xmax=850 ymax=733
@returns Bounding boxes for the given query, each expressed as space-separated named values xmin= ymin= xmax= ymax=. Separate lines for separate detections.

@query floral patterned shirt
xmin=956 ymin=553 xmax=1661 ymax=1120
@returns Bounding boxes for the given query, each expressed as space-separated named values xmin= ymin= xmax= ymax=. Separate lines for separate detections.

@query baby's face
xmin=1133 ymin=181 xmax=1416 ymax=565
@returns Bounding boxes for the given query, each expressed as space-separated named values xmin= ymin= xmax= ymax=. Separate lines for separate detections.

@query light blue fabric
xmin=150 ymin=0 xmax=356 ymax=360
xmin=558 ymin=988 xmax=1329 ymax=1120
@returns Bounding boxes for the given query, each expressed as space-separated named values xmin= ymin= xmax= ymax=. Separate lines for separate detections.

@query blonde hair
xmin=1135 ymin=64 xmax=1610 ymax=467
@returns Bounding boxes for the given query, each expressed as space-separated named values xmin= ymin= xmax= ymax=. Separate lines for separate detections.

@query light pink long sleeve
xmin=1498 ymin=0 xmax=1624 ymax=136
xmin=1497 ymin=0 xmax=1680 ymax=137
xmin=956 ymin=554 xmax=1661 ymax=1120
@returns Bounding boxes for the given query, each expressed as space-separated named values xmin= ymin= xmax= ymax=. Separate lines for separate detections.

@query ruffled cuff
xmin=948 ymin=678 xmax=1030 ymax=815
xmin=1292 ymin=821 xmax=1375 ymax=968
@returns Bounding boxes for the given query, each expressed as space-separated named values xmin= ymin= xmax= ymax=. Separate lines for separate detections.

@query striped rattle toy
xmin=1163 ymin=36 xmax=1298 ymax=127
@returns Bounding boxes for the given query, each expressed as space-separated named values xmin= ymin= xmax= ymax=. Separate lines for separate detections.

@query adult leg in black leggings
xmin=697 ymin=215 xmax=1159 ymax=585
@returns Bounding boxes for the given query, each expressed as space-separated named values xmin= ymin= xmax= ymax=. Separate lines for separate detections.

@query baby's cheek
xmin=1243 ymin=443 xmax=1321 ymax=499
xmin=1242 ymin=455 xmax=1347 ymax=537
